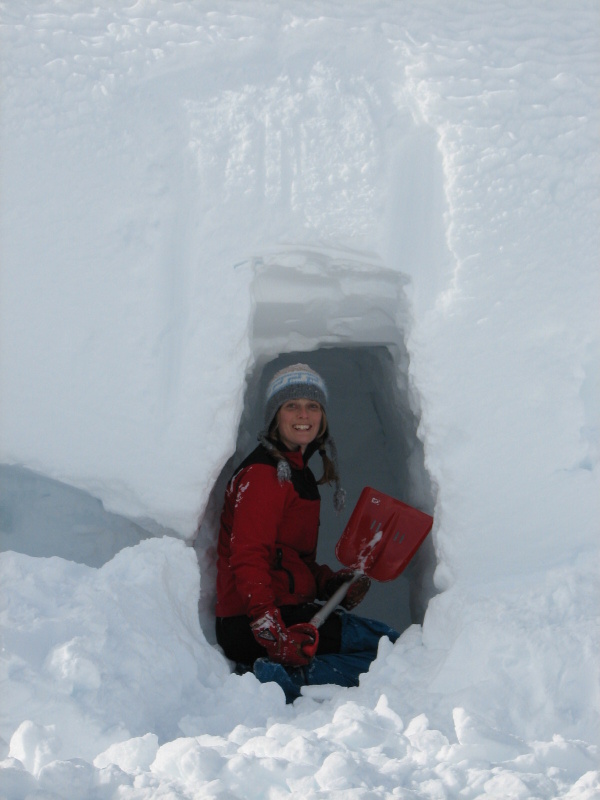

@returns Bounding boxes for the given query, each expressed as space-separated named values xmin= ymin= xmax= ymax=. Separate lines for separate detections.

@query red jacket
xmin=215 ymin=443 xmax=335 ymax=619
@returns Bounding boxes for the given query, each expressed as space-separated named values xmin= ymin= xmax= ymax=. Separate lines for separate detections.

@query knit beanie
xmin=258 ymin=363 xmax=346 ymax=512
xmin=264 ymin=363 xmax=328 ymax=428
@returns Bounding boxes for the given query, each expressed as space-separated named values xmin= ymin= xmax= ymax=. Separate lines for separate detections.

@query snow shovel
xmin=310 ymin=487 xmax=434 ymax=628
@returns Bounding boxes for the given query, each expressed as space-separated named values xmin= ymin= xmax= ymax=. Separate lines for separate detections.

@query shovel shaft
xmin=310 ymin=572 xmax=361 ymax=629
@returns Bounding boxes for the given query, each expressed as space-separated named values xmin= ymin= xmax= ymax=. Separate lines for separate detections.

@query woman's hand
xmin=251 ymin=609 xmax=319 ymax=666
xmin=325 ymin=569 xmax=371 ymax=610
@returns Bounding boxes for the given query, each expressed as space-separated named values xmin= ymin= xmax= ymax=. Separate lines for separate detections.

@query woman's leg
xmin=337 ymin=611 xmax=399 ymax=654
xmin=304 ymin=612 xmax=399 ymax=689
xmin=216 ymin=605 xmax=343 ymax=665
xmin=215 ymin=615 xmax=265 ymax=666
xmin=220 ymin=608 xmax=398 ymax=701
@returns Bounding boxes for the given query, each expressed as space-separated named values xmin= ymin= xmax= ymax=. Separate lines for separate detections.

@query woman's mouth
xmin=293 ymin=425 xmax=310 ymax=431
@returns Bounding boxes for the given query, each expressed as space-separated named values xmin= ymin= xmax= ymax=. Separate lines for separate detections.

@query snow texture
xmin=1 ymin=1 xmax=599 ymax=798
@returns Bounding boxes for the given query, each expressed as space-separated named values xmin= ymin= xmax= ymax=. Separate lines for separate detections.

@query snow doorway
xmin=198 ymin=249 xmax=436 ymax=636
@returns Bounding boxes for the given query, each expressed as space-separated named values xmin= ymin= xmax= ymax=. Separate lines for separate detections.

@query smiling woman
xmin=213 ymin=363 xmax=398 ymax=701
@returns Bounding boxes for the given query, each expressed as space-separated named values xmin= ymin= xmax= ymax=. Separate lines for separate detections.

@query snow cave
xmin=198 ymin=248 xmax=437 ymax=634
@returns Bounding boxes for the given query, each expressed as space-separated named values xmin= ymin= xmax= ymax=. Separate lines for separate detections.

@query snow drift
xmin=1 ymin=1 xmax=598 ymax=798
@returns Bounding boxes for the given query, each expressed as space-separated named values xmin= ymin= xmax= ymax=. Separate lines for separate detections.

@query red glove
xmin=251 ymin=608 xmax=319 ymax=667
xmin=325 ymin=569 xmax=371 ymax=610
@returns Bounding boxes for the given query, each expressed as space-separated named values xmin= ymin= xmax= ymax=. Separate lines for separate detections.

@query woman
xmin=215 ymin=363 xmax=397 ymax=700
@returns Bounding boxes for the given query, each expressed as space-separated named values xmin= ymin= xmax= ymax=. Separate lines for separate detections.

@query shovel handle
xmin=310 ymin=571 xmax=362 ymax=629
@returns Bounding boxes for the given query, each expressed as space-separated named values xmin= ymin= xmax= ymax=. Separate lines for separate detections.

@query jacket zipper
xmin=274 ymin=548 xmax=295 ymax=594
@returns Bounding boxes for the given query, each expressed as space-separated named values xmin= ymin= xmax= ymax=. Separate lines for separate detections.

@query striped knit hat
xmin=258 ymin=363 xmax=345 ymax=512
xmin=264 ymin=364 xmax=328 ymax=428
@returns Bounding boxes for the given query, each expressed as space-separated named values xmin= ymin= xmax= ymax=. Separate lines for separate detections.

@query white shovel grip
xmin=310 ymin=572 xmax=361 ymax=629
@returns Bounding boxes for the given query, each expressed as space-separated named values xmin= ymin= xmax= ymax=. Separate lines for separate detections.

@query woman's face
xmin=276 ymin=398 xmax=323 ymax=453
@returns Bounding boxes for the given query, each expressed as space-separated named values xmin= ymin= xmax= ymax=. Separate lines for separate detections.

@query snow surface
xmin=1 ymin=1 xmax=599 ymax=798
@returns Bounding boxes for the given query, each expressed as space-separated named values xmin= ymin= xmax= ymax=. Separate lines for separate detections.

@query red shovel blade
xmin=335 ymin=487 xmax=433 ymax=582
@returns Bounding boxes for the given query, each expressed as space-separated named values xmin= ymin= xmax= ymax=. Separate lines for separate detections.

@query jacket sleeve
xmin=303 ymin=553 xmax=336 ymax=600
xmin=228 ymin=463 xmax=288 ymax=620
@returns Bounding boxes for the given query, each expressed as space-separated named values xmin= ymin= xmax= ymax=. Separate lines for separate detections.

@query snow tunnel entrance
xmin=198 ymin=248 xmax=436 ymax=635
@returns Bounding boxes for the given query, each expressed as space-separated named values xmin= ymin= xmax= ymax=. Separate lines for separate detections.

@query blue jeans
xmin=253 ymin=612 xmax=399 ymax=702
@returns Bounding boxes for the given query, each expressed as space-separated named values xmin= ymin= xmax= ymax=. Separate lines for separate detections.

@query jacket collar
xmin=267 ymin=437 xmax=320 ymax=468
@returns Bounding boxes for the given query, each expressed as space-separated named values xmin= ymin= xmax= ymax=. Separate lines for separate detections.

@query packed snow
xmin=1 ymin=1 xmax=599 ymax=798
